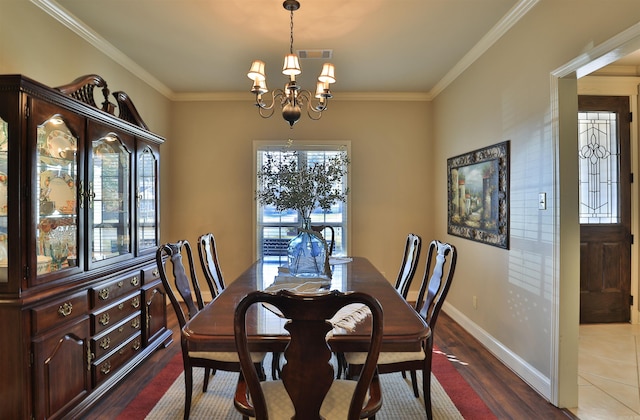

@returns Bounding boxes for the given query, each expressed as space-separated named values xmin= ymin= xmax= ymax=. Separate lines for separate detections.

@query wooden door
xmin=32 ymin=316 xmax=91 ymax=419
xmin=579 ymin=95 xmax=632 ymax=323
xmin=142 ymin=280 xmax=167 ymax=344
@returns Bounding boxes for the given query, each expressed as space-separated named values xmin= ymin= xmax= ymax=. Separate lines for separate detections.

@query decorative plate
xmin=46 ymin=129 xmax=77 ymax=159
xmin=0 ymin=122 xmax=7 ymax=152
xmin=0 ymin=172 xmax=7 ymax=215
xmin=40 ymin=171 xmax=76 ymax=214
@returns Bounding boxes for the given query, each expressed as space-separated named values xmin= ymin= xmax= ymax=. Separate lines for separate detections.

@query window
xmin=578 ymin=110 xmax=620 ymax=224
xmin=254 ymin=141 xmax=350 ymax=262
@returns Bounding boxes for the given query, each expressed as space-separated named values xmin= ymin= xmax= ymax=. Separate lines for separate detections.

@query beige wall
xmin=0 ymin=1 xmax=171 ymax=137
xmin=432 ymin=0 xmax=640 ymax=406
xmin=167 ymin=99 xmax=433 ymax=283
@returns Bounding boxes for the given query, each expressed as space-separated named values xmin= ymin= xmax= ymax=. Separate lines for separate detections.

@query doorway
xmin=578 ymin=95 xmax=632 ymax=324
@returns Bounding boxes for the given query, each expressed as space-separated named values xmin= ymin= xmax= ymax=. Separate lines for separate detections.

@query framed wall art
xmin=447 ymin=140 xmax=510 ymax=249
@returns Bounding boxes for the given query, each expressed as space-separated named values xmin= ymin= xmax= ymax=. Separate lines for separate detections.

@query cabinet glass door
xmin=0 ymin=118 xmax=7 ymax=282
xmin=137 ymin=146 xmax=158 ymax=252
xmin=36 ymin=115 xmax=79 ymax=274
xmin=90 ymin=133 xmax=131 ymax=262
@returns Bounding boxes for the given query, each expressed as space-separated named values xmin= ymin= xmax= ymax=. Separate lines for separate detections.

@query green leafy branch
xmin=256 ymin=150 xmax=350 ymax=220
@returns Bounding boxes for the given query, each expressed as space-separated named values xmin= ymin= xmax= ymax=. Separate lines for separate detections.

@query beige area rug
xmin=146 ymin=368 xmax=463 ymax=419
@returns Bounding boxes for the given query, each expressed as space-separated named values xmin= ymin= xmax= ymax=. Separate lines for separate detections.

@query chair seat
xmin=345 ymin=349 xmax=425 ymax=365
xmin=188 ymin=351 xmax=266 ymax=363
xmin=260 ymin=379 xmax=360 ymax=419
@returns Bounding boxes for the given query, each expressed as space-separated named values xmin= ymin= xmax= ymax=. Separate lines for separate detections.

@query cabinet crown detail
xmin=55 ymin=74 xmax=149 ymax=130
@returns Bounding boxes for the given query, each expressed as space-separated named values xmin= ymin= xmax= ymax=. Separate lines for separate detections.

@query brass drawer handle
xmin=152 ymin=269 xmax=159 ymax=277
xmin=98 ymin=288 xmax=110 ymax=300
xmin=99 ymin=337 xmax=111 ymax=350
xmin=131 ymin=297 xmax=140 ymax=309
xmin=99 ymin=313 xmax=110 ymax=326
xmin=100 ymin=361 xmax=111 ymax=375
xmin=58 ymin=302 xmax=73 ymax=317
xmin=131 ymin=276 xmax=140 ymax=287
xmin=131 ymin=318 xmax=140 ymax=329
xmin=86 ymin=348 xmax=94 ymax=372
xmin=132 ymin=340 xmax=141 ymax=351
xmin=118 ymin=303 xmax=124 ymax=310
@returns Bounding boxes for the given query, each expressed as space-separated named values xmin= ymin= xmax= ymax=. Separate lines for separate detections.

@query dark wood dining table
xmin=182 ymin=257 xmax=429 ymax=354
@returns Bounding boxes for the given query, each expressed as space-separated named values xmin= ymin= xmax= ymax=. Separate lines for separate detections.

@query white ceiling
xmin=36 ymin=0 xmax=640 ymax=98
xmin=41 ymin=0 xmax=522 ymax=97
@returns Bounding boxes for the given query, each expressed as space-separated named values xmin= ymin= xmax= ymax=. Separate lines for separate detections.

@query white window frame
xmin=253 ymin=140 xmax=351 ymax=261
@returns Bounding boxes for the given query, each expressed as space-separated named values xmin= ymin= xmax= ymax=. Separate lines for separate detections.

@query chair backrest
xmin=156 ymin=240 xmax=205 ymax=328
xmin=311 ymin=225 xmax=335 ymax=256
xmin=197 ymin=232 xmax=226 ymax=297
xmin=234 ymin=289 xmax=384 ymax=420
xmin=415 ymin=240 xmax=457 ymax=336
xmin=394 ymin=233 xmax=422 ymax=299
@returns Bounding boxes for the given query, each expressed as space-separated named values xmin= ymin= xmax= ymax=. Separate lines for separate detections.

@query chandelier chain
xmin=289 ymin=9 xmax=294 ymax=54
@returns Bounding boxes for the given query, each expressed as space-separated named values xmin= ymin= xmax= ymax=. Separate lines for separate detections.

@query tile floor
xmin=571 ymin=323 xmax=640 ymax=419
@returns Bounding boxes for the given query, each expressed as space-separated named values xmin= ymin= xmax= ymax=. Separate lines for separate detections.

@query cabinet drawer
xmin=91 ymin=293 xmax=141 ymax=335
xmin=142 ymin=265 xmax=160 ymax=284
xmin=91 ymin=313 xmax=142 ymax=360
xmin=32 ymin=291 xmax=89 ymax=335
xmin=91 ymin=272 xmax=141 ymax=308
xmin=92 ymin=332 xmax=142 ymax=387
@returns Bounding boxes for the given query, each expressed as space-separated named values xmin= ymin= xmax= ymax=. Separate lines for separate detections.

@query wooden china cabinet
xmin=0 ymin=74 xmax=172 ymax=419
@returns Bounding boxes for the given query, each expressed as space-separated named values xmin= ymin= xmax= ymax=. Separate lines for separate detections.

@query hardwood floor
xmin=435 ymin=312 xmax=575 ymax=419
xmin=81 ymin=308 xmax=575 ymax=419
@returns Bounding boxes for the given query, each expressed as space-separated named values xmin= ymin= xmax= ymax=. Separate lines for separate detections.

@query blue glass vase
xmin=287 ymin=218 xmax=327 ymax=277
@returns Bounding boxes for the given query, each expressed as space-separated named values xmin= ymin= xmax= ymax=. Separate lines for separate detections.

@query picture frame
xmin=447 ymin=141 xmax=510 ymax=249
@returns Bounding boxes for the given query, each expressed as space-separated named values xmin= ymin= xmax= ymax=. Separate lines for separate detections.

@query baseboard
xmin=441 ymin=302 xmax=552 ymax=401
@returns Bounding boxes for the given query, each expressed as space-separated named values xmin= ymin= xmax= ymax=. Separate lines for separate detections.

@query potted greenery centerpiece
xmin=256 ymin=148 xmax=350 ymax=276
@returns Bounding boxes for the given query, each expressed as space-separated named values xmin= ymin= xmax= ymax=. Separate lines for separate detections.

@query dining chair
xmin=233 ymin=289 xmax=384 ymax=420
xmin=311 ymin=224 xmax=336 ymax=256
xmin=197 ymin=232 xmax=226 ymax=298
xmin=344 ymin=240 xmax=457 ymax=420
xmin=395 ymin=233 xmax=422 ymax=299
xmin=156 ymin=240 xmax=265 ymax=420
xmin=335 ymin=232 xmax=422 ymax=379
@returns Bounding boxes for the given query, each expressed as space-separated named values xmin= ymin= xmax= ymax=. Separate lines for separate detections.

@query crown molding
xmin=429 ymin=0 xmax=539 ymax=99
xmin=30 ymin=0 xmax=173 ymax=98
xmin=171 ymin=91 xmax=432 ymax=102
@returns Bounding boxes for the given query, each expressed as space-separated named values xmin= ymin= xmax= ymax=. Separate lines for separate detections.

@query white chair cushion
xmin=344 ymin=349 xmax=425 ymax=365
xmin=188 ymin=351 xmax=266 ymax=363
xmin=261 ymin=379 xmax=359 ymax=419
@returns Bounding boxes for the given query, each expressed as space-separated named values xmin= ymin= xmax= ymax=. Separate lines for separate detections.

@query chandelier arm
xmin=254 ymin=89 xmax=287 ymax=113
xmin=298 ymin=90 xmax=328 ymax=120
xmin=258 ymin=105 xmax=275 ymax=119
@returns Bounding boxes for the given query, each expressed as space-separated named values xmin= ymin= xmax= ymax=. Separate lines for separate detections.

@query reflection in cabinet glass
xmin=36 ymin=115 xmax=78 ymax=274
xmin=138 ymin=147 xmax=157 ymax=250
xmin=91 ymin=134 xmax=131 ymax=262
xmin=0 ymin=118 xmax=7 ymax=282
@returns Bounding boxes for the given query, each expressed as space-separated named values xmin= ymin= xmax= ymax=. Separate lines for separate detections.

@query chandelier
xmin=247 ymin=0 xmax=336 ymax=128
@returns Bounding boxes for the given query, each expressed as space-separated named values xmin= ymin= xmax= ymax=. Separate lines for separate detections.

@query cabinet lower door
xmin=143 ymin=280 xmax=167 ymax=345
xmin=32 ymin=316 xmax=91 ymax=420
